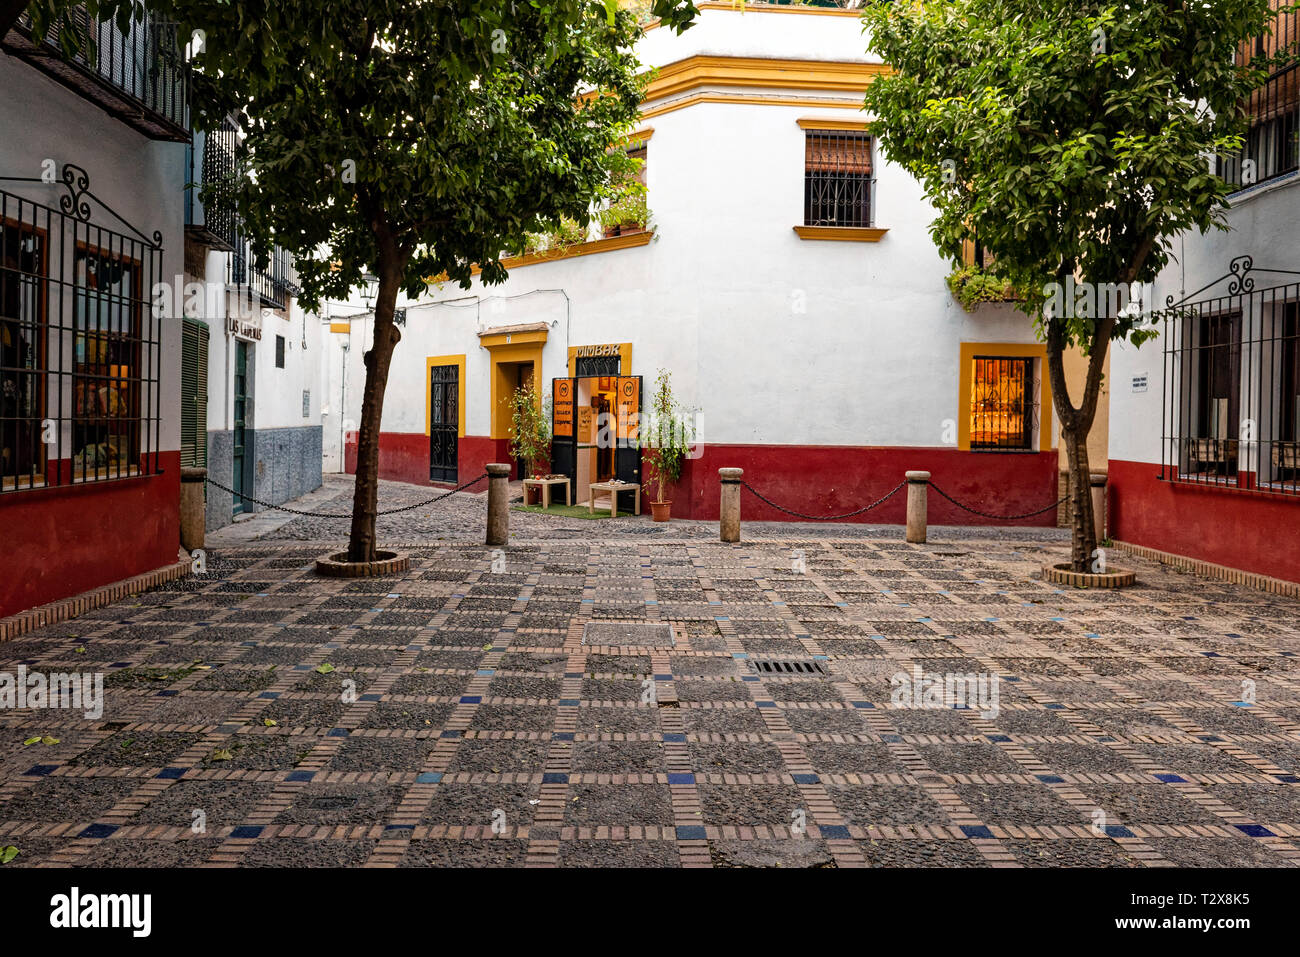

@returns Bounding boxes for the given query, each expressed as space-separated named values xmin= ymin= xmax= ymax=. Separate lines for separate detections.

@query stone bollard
xmin=1090 ymin=473 xmax=1107 ymax=542
xmin=905 ymin=470 xmax=931 ymax=544
xmin=719 ymin=468 xmax=743 ymax=543
xmin=486 ymin=463 xmax=511 ymax=546
xmin=180 ymin=467 xmax=207 ymax=553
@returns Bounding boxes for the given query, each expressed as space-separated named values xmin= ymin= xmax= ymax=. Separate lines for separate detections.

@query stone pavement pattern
xmin=1 ymin=490 xmax=1299 ymax=867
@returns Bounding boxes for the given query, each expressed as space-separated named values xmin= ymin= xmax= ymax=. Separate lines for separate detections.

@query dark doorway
xmin=429 ymin=362 xmax=459 ymax=483
xmin=232 ymin=340 xmax=249 ymax=513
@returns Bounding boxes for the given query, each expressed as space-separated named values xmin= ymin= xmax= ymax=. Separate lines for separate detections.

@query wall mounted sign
xmin=1132 ymin=373 xmax=1148 ymax=393
xmin=228 ymin=315 xmax=262 ymax=341
xmin=577 ymin=406 xmax=594 ymax=443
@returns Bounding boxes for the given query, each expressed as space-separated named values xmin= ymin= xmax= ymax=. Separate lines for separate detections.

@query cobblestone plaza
xmin=0 ymin=479 xmax=1296 ymax=868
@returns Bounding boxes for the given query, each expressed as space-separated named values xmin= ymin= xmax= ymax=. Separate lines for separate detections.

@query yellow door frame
xmin=481 ymin=331 xmax=547 ymax=440
xmin=958 ymin=342 xmax=1053 ymax=452
xmin=425 ymin=355 xmax=466 ymax=437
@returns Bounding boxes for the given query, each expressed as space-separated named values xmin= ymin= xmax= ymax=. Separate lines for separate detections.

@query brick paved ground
xmin=1 ymin=478 xmax=1297 ymax=868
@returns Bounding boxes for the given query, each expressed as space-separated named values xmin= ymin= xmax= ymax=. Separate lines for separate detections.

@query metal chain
xmin=928 ymin=482 xmax=1068 ymax=521
xmin=740 ymin=479 xmax=907 ymax=521
xmin=203 ymin=473 xmax=490 ymax=518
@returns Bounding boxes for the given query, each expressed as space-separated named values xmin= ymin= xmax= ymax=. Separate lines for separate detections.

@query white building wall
xmin=0 ymin=56 xmax=186 ymax=456
xmin=1110 ymin=178 xmax=1300 ymax=466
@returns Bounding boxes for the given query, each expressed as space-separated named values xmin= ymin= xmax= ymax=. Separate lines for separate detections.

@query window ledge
xmin=492 ymin=229 xmax=655 ymax=272
xmin=793 ymin=225 xmax=888 ymax=242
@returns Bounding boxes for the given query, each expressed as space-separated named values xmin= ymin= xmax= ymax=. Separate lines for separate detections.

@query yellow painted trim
xmin=479 ymin=328 xmax=549 ymax=349
xmin=645 ymin=55 xmax=888 ymax=103
xmin=567 ymin=342 xmax=633 ymax=377
xmin=958 ymin=342 xmax=1054 ymax=453
xmin=629 ymin=127 xmax=654 ymax=143
xmin=640 ymin=92 xmax=864 ymax=120
xmin=425 ymin=354 xmax=467 ymax=438
xmin=329 ymin=322 xmax=351 ymax=334
xmin=797 ymin=117 xmax=871 ymax=131
xmin=644 ymin=2 xmax=863 ymax=31
xmin=793 ymin=225 xmax=888 ymax=242
xmin=485 ymin=342 xmax=545 ymax=440
xmin=474 ymin=229 xmax=654 ymax=275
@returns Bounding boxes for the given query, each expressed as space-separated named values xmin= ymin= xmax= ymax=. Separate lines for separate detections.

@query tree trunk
xmin=1061 ymin=424 xmax=1096 ymax=570
xmin=347 ymin=264 xmax=402 ymax=563
xmin=1045 ymin=316 xmax=1114 ymax=573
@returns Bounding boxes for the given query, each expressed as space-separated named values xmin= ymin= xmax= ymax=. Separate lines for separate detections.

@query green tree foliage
xmin=861 ymin=0 xmax=1289 ymax=570
xmin=14 ymin=0 xmax=696 ymax=561
xmin=508 ymin=386 xmax=552 ymax=478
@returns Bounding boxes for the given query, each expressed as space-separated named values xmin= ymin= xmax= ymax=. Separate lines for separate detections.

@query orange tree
xmin=861 ymin=0 xmax=1290 ymax=570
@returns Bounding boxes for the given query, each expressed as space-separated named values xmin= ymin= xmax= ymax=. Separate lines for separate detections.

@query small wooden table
xmin=523 ymin=476 xmax=571 ymax=509
xmin=589 ymin=480 xmax=640 ymax=517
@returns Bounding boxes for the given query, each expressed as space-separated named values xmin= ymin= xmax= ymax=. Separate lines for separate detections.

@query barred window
xmin=1219 ymin=1 xmax=1299 ymax=188
xmin=804 ymin=131 xmax=873 ymax=228
xmin=971 ymin=356 xmax=1034 ymax=450
xmin=1 ymin=217 xmax=46 ymax=489
xmin=0 ymin=169 xmax=163 ymax=495
xmin=1160 ymin=270 xmax=1300 ymax=496
xmin=74 ymin=245 xmax=143 ymax=479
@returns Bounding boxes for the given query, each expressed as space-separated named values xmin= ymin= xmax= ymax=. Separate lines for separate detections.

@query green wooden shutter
xmin=181 ymin=318 xmax=209 ymax=469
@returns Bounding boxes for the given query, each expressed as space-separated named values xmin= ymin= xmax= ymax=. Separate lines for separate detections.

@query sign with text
xmin=617 ymin=376 xmax=640 ymax=441
xmin=553 ymin=378 xmax=574 ymax=437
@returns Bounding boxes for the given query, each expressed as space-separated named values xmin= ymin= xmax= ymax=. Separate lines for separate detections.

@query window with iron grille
xmin=0 ymin=170 xmax=164 ymax=493
xmin=1219 ymin=1 xmax=1299 ymax=189
xmin=804 ymin=131 xmax=873 ymax=228
xmin=1161 ymin=275 xmax=1300 ymax=496
xmin=575 ymin=354 xmax=620 ymax=377
xmin=275 ymin=334 xmax=285 ymax=368
xmin=970 ymin=356 xmax=1035 ymax=450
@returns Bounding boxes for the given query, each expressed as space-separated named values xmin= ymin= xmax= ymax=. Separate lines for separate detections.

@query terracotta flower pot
xmin=650 ymin=500 xmax=672 ymax=522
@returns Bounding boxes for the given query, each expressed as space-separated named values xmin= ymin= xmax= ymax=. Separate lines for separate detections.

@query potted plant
xmin=641 ymin=369 xmax=691 ymax=521
xmin=508 ymin=386 xmax=552 ymax=503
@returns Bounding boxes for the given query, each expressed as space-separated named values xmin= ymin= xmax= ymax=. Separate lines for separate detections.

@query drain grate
xmin=749 ymin=658 xmax=828 ymax=676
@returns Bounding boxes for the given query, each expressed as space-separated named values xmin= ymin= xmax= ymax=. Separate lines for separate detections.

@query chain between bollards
xmin=203 ymin=473 xmax=489 ymax=518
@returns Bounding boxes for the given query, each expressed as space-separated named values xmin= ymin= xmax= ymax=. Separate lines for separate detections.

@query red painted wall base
xmin=344 ymin=433 xmax=519 ymax=487
xmin=0 ymin=451 xmax=182 ymax=619
xmin=352 ymin=432 xmax=1060 ymax=526
xmin=1108 ymin=458 xmax=1300 ymax=584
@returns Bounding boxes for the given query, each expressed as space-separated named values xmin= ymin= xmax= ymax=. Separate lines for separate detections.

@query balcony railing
xmin=186 ymin=117 xmax=239 ymax=251
xmin=1218 ymin=5 xmax=1299 ymax=190
xmin=229 ymin=234 xmax=299 ymax=312
xmin=2 ymin=5 xmax=189 ymax=142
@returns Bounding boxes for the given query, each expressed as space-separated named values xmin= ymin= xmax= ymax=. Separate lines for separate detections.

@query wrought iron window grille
xmin=803 ymin=130 xmax=875 ymax=229
xmin=0 ymin=163 xmax=165 ymax=494
xmin=1156 ymin=256 xmax=1300 ymax=497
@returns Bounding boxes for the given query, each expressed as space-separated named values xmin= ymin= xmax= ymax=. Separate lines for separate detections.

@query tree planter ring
xmin=315 ymin=551 xmax=410 ymax=578
xmin=1042 ymin=563 xmax=1136 ymax=588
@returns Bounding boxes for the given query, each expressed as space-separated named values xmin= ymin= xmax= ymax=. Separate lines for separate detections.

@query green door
xmin=233 ymin=340 xmax=248 ymax=513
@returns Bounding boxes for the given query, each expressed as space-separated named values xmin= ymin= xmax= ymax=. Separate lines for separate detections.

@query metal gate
xmin=429 ymin=362 xmax=459 ymax=483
